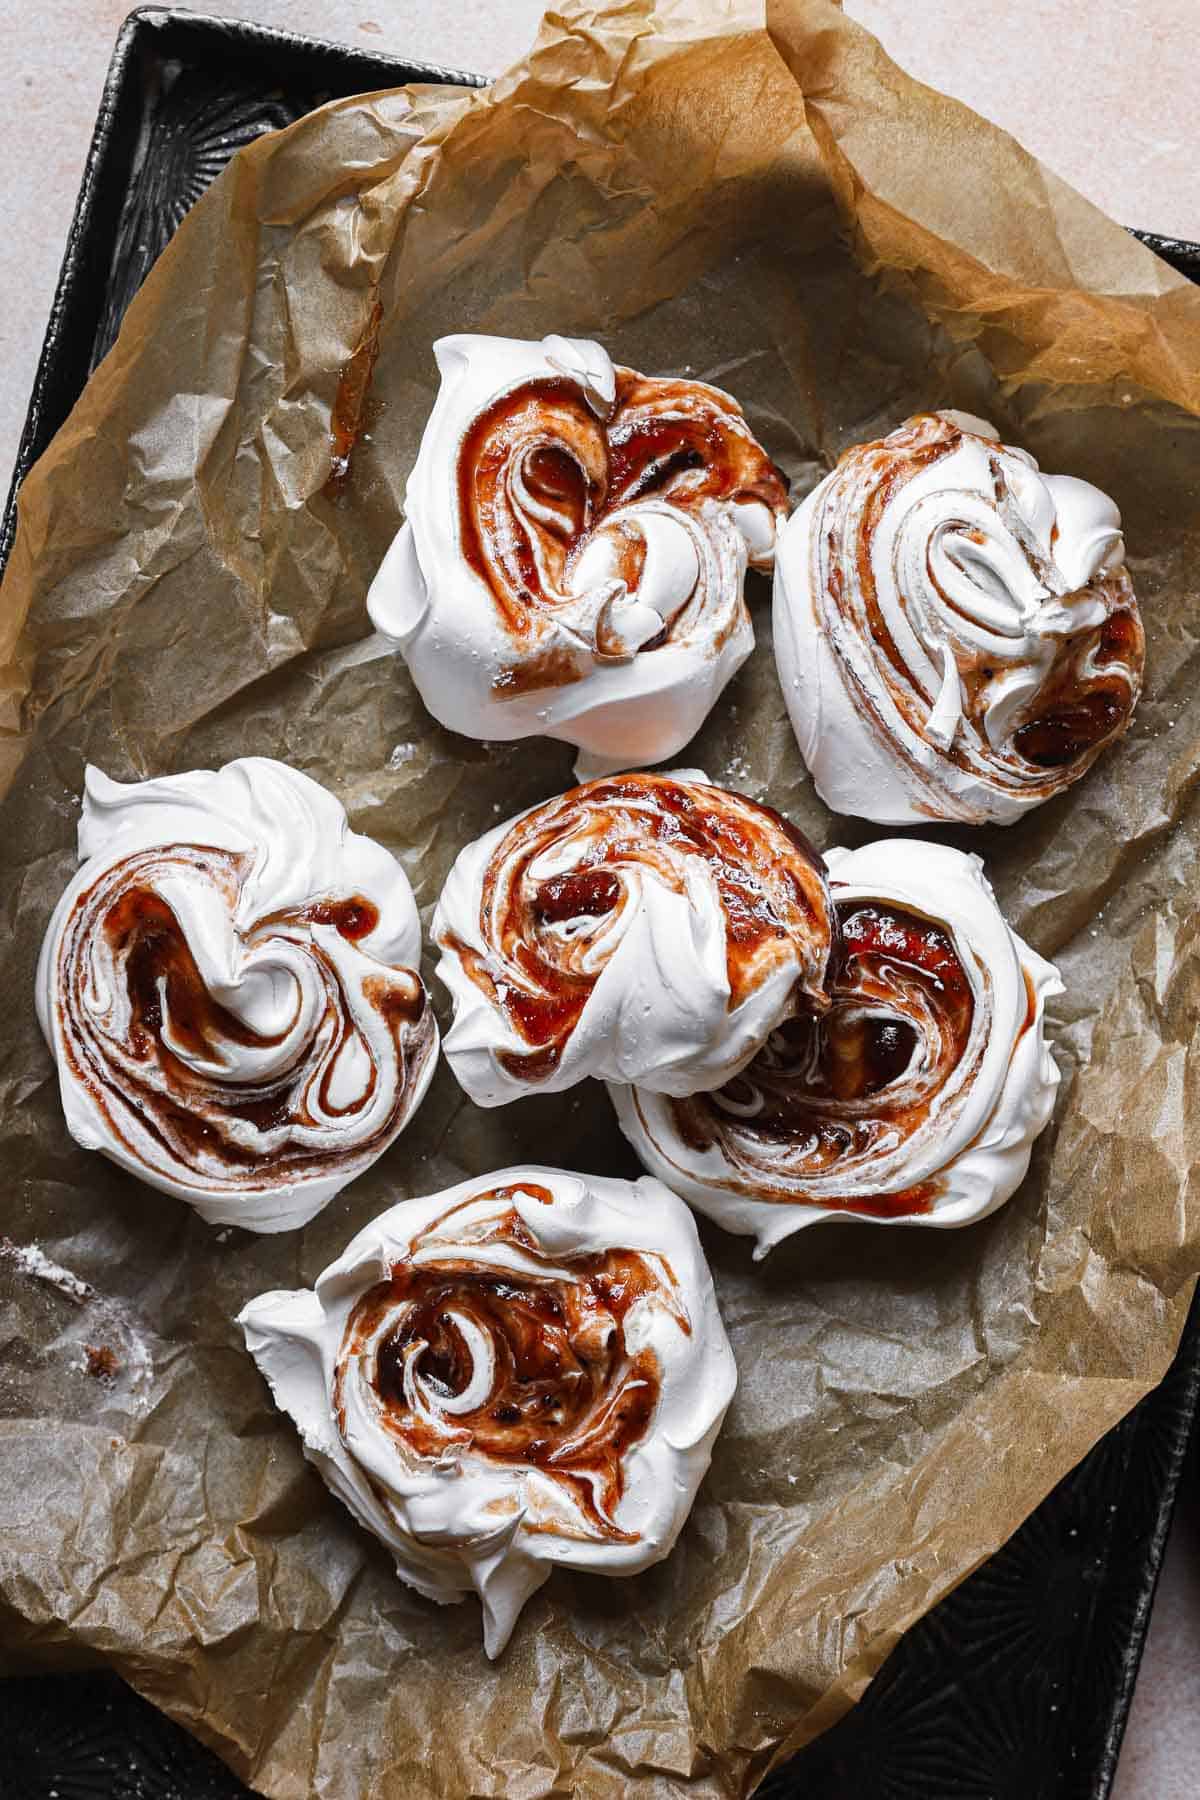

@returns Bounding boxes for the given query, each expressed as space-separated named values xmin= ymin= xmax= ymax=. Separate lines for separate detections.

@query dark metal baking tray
xmin=1 ymin=10 xmax=1197 ymax=1797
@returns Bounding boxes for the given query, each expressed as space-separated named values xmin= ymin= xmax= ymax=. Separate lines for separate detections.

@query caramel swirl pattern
xmin=612 ymin=841 xmax=1063 ymax=1256
xmin=433 ymin=769 xmax=835 ymax=1106
xmin=336 ymin=1188 xmax=678 ymax=1542
xmin=773 ymin=410 xmax=1145 ymax=825
xmin=677 ymin=901 xmax=977 ymax=1211
xmin=37 ymin=760 xmax=438 ymax=1232
xmin=239 ymin=1167 xmax=737 ymax=1657
xmin=460 ymin=362 xmax=786 ymax=665
xmin=367 ymin=334 xmax=789 ymax=775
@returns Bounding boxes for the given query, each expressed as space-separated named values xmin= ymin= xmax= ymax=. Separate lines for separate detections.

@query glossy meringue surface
xmin=238 ymin=1165 xmax=737 ymax=1657
xmin=432 ymin=768 xmax=834 ymax=1106
xmin=36 ymin=758 xmax=438 ymax=1232
xmin=611 ymin=839 xmax=1062 ymax=1256
xmin=367 ymin=333 xmax=787 ymax=776
xmin=773 ymin=410 xmax=1144 ymax=825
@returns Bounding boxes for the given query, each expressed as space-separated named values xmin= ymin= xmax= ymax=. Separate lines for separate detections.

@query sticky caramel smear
xmin=833 ymin=1184 xmax=936 ymax=1220
xmin=297 ymin=897 xmax=380 ymax=941
xmin=84 ymin=1344 xmax=120 ymax=1380
xmin=326 ymin=297 xmax=383 ymax=498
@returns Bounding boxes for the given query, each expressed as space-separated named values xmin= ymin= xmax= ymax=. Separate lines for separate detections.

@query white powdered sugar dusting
xmin=1 ymin=1237 xmax=154 ymax=1406
xmin=1 ymin=1238 xmax=93 ymax=1304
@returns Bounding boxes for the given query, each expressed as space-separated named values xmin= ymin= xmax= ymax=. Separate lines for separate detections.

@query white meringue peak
xmin=432 ymin=768 xmax=834 ymax=1107
xmin=367 ymin=333 xmax=788 ymax=776
xmin=36 ymin=757 xmax=438 ymax=1232
xmin=237 ymin=1164 xmax=737 ymax=1657
xmin=773 ymin=411 xmax=1144 ymax=825
xmin=611 ymin=839 xmax=1062 ymax=1257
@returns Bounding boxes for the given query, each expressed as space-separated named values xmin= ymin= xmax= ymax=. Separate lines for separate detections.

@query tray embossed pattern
xmin=1 ymin=13 xmax=1197 ymax=1799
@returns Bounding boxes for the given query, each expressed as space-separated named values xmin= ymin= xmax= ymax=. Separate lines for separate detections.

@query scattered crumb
xmin=0 ymin=1238 xmax=93 ymax=1305
xmin=83 ymin=1344 xmax=120 ymax=1382
xmin=723 ymin=754 xmax=754 ymax=789
xmin=1 ymin=1239 xmax=152 ymax=1406
xmin=360 ymin=17 xmax=382 ymax=31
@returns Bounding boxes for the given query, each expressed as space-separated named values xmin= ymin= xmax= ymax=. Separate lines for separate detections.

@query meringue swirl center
xmin=814 ymin=412 xmax=1143 ymax=802
xmin=54 ymin=842 xmax=434 ymax=1192
xmin=444 ymin=773 xmax=832 ymax=1085
xmin=668 ymin=900 xmax=983 ymax=1216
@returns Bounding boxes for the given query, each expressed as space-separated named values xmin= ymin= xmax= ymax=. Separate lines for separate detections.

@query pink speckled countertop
xmin=2 ymin=4 xmax=1197 ymax=1794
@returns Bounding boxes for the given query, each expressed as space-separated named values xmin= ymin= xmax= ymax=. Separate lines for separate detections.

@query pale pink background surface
xmin=1 ymin=4 xmax=1196 ymax=1794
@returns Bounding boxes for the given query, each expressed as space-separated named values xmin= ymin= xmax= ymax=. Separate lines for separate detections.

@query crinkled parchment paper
xmin=3 ymin=2 xmax=1200 ymax=1795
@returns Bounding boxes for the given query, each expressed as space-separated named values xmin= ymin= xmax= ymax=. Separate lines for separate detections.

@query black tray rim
xmin=0 ymin=3 xmax=486 ymax=571
xmin=1092 ymin=1328 xmax=1200 ymax=1792
xmin=0 ymin=10 xmax=1197 ymax=1798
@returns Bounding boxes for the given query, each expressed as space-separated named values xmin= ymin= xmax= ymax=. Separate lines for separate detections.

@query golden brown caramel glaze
xmin=294 ymin=896 xmax=380 ymax=940
xmin=53 ymin=843 xmax=434 ymax=1193
xmin=457 ymin=367 xmax=788 ymax=679
xmin=446 ymin=772 xmax=833 ymax=1086
xmin=335 ymin=1189 xmax=686 ymax=1539
xmin=661 ymin=899 xmax=979 ymax=1216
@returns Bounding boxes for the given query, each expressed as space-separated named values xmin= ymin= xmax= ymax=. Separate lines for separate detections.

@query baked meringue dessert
xmin=611 ymin=840 xmax=1062 ymax=1257
xmin=367 ymin=333 xmax=788 ymax=776
xmin=432 ymin=769 xmax=834 ymax=1106
xmin=238 ymin=1165 xmax=737 ymax=1656
xmin=773 ymin=411 xmax=1145 ymax=826
xmin=36 ymin=758 xmax=438 ymax=1232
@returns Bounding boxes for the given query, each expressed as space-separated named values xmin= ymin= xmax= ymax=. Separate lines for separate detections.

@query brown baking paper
xmin=3 ymin=2 xmax=1200 ymax=1794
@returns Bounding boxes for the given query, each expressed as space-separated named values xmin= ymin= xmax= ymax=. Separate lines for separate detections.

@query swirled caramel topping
xmin=368 ymin=335 xmax=787 ymax=775
xmin=662 ymin=899 xmax=980 ymax=1216
xmin=440 ymin=771 xmax=833 ymax=1089
xmin=786 ymin=410 xmax=1144 ymax=823
xmin=1010 ymin=605 xmax=1143 ymax=768
xmin=53 ymin=843 xmax=435 ymax=1194
xmin=336 ymin=1189 xmax=685 ymax=1539
xmin=460 ymin=368 xmax=787 ymax=680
